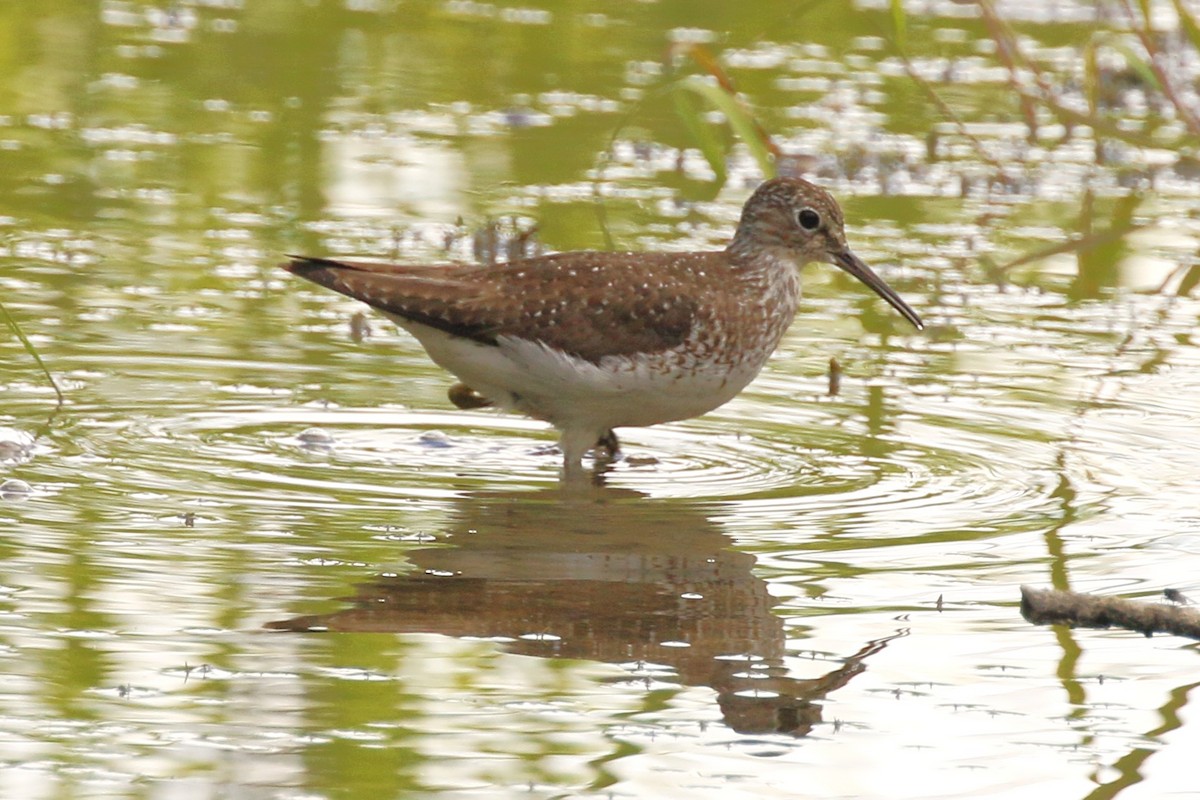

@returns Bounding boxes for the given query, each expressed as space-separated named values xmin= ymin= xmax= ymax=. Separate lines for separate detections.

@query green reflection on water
xmin=2 ymin=2 xmax=1200 ymax=799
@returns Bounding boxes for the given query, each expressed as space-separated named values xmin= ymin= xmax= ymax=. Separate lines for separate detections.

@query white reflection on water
xmin=5 ymin=0 xmax=1200 ymax=793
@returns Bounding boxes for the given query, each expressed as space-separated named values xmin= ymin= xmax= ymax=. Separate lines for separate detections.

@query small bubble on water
xmin=418 ymin=430 xmax=452 ymax=448
xmin=297 ymin=427 xmax=334 ymax=446
xmin=0 ymin=441 xmax=26 ymax=462
xmin=0 ymin=479 xmax=32 ymax=500
xmin=0 ymin=428 xmax=33 ymax=462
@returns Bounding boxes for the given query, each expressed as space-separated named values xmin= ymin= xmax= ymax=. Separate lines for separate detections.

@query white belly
xmin=397 ymin=321 xmax=767 ymax=432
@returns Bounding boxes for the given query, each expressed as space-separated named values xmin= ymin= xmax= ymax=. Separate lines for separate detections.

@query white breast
xmin=398 ymin=321 xmax=770 ymax=431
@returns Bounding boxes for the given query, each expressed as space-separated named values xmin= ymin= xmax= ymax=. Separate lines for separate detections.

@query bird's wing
xmin=284 ymin=254 xmax=704 ymax=363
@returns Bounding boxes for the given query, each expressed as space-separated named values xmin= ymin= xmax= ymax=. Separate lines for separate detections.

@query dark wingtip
xmin=281 ymin=255 xmax=367 ymax=284
xmin=282 ymin=255 xmax=338 ymax=274
xmin=280 ymin=255 xmax=315 ymax=275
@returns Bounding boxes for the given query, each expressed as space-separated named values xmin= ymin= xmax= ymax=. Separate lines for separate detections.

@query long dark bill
xmin=834 ymin=250 xmax=924 ymax=330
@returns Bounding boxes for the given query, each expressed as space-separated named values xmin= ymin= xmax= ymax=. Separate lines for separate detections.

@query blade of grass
xmin=1170 ymin=0 xmax=1200 ymax=51
xmin=673 ymin=44 xmax=782 ymax=167
xmin=674 ymin=43 xmax=738 ymax=94
xmin=1084 ymin=38 xmax=1100 ymax=120
xmin=889 ymin=0 xmax=906 ymax=53
xmin=1103 ymin=40 xmax=1163 ymax=92
xmin=676 ymin=75 xmax=776 ymax=179
xmin=672 ymin=80 xmax=729 ymax=184
xmin=0 ymin=299 xmax=64 ymax=408
xmin=1117 ymin=0 xmax=1200 ymax=136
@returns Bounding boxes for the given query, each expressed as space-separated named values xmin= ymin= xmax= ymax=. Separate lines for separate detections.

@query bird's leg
xmin=558 ymin=428 xmax=596 ymax=477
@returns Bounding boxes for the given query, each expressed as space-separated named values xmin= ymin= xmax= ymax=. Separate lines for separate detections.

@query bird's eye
xmin=796 ymin=207 xmax=821 ymax=231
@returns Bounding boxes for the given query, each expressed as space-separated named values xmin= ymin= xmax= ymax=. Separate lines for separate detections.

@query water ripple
xmin=33 ymin=371 xmax=1068 ymax=553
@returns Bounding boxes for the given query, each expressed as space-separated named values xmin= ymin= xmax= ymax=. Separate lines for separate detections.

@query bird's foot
xmin=447 ymin=382 xmax=493 ymax=410
xmin=593 ymin=430 xmax=621 ymax=462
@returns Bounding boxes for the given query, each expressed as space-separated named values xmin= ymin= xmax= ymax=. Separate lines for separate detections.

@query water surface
xmin=2 ymin=2 xmax=1200 ymax=798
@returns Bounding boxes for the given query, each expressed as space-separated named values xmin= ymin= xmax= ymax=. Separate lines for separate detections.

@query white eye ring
xmin=796 ymin=207 xmax=821 ymax=231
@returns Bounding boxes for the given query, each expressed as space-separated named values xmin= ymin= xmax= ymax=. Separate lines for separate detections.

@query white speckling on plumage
xmin=284 ymin=176 xmax=922 ymax=473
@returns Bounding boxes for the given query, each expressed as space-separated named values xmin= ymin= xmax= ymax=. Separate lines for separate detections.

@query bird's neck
xmin=725 ymin=226 xmax=762 ymax=263
xmin=720 ymin=245 xmax=804 ymax=333
xmin=725 ymin=240 xmax=802 ymax=283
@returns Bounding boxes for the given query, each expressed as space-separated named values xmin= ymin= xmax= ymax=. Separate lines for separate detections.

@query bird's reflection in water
xmin=267 ymin=486 xmax=901 ymax=736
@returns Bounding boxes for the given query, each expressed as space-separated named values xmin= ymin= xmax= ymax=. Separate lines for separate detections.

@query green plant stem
xmin=0 ymin=300 xmax=64 ymax=408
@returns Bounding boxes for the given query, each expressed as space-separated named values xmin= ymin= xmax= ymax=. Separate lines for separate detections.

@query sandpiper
xmin=284 ymin=177 xmax=923 ymax=473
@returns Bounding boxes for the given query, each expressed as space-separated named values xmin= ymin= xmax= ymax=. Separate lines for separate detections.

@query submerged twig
xmin=1020 ymin=585 xmax=1200 ymax=640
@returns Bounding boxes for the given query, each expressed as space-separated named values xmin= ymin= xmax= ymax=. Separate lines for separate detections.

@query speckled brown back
xmin=284 ymin=177 xmax=921 ymax=367
xmin=284 ymin=251 xmax=736 ymax=363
